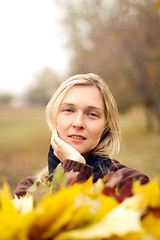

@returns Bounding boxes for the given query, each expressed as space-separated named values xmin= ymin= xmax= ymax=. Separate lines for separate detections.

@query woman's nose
xmin=72 ymin=114 xmax=85 ymax=129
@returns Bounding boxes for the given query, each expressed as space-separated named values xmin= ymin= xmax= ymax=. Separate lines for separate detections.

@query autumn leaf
xmin=50 ymin=164 xmax=67 ymax=192
xmin=0 ymin=182 xmax=34 ymax=240
xmin=142 ymin=212 xmax=160 ymax=239
xmin=66 ymin=170 xmax=79 ymax=186
xmin=0 ymin=176 xmax=160 ymax=240
xmin=12 ymin=195 xmax=33 ymax=214
xmin=155 ymin=1 xmax=160 ymax=9
xmin=133 ymin=178 xmax=160 ymax=208
xmin=27 ymin=180 xmax=40 ymax=193
xmin=55 ymin=198 xmax=142 ymax=240
xmin=28 ymin=183 xmax=83 ymax=239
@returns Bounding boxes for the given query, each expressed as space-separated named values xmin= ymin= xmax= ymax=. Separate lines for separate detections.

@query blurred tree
xmin=55 ymin=0 xmax=160 ymax=131
xmin=117 ymin=0 xmax=160 ymax=130
xmin=26 ymin=67 xmax=60 ymax=105
xmin=0 ymin=93 xmax=13 ymax=105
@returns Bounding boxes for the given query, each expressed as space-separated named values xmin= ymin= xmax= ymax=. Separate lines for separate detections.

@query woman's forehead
xmin=60 ymin=85 xmax=105 ymax=110
xmin=63 ymin=85 xmax=102 ymax=99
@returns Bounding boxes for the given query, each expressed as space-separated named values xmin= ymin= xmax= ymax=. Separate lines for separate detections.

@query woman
xmin=15 ymin=73 xmax=149 ymax=198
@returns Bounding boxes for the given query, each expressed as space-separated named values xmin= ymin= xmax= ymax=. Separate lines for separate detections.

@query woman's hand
xmin=51 ymin=129 xmax=86 ymax=164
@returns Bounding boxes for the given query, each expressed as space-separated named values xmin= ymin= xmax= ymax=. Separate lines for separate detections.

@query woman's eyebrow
xmin=61 ymin=102 xmax=104 ymax=112
xmin=61 ymin=103 xmax=74 ymax=106
xmin=60 ymin=103 xmax=75 ymax=108
xmin=87 ymin=106 xmax=104 ymax=112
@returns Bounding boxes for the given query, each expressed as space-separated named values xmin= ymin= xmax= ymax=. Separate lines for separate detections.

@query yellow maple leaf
xmin=55 ymin=198 xmax=142 ymax=240
xmin=98 ymin=193 xmax=119 ymax=218
xmin=0 ymin=182 xmax=35 ymax=240
xmin=12 ymin=195 xmax=33 ymax=214
xmin=28 ymin=183 xmax=84 ymax=239
xmin=133 ymin=178 xmax=160 ymax=208
xmin=142 ymin=212 xmax=160 ymax=239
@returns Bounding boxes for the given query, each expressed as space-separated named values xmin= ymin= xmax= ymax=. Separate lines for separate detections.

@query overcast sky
xmin=0 ymin=0 xmax=69 ymax=94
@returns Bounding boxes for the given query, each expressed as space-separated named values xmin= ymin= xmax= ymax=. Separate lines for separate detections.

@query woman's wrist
xmin=70 ymin=154 xmax=86 ymax=164
xmin=77 ymin=156 xmax=86 ymax=164
xmin=62 ymin=159 xmax=93 ymax=182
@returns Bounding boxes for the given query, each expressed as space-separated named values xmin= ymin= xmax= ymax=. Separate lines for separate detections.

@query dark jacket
xmin=14 ymin=145 xmax=149 ymax=198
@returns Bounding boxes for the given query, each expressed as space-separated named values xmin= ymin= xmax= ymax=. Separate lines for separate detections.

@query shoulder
xmin=14 ymin=176 xmax=36 ymax=198
xmin=110 ymin=159 xmax=127 ymax=171
xmin=110 ymin=159 xmax=150 ymax=189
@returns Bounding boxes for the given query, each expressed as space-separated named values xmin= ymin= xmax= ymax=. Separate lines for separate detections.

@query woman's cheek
xmin=56 ymin=116 xmax=70 ymax=140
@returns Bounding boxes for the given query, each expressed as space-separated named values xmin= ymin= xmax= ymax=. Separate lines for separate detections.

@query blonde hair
xmin=46 ymin=73 xmax=121 ymax=156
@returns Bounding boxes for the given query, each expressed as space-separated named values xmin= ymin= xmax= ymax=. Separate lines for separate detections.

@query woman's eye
xmin=88 ymin=112 xmax=98 ymax=118
xmin=63 ymin=108 xmax=74 ymax=113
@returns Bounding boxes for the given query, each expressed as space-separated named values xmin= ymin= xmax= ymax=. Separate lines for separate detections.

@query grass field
xmin=0 ymin=106 xmax=160 ymax=193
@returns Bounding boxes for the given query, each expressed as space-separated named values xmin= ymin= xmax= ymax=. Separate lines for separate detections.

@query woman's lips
xmin=69 ymin=134 xmax=86 ymax=141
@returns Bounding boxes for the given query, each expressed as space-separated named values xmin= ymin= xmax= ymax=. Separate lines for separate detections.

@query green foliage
xmin=50 ymin=164 xmax=67 ymax=192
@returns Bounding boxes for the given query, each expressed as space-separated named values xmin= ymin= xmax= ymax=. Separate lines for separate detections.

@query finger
xmin=53 ymin=150 xmax=59 ymax=160
xmin=51 ymin=138 xmax=59 ymax=159
xmin=51 ymin=129 xmax=60 ymax=145
xmin=53 ymin=129 xmax=58 ymax=139
xmin=51 ymin=134 xmax=54 ymax=144
xmin=51 ymin=134 xmax=56 ymax=148
xmin=52 ymin=129 xmax=60 ymax=144
xmin=51 ymin=133 xmax=58 ymax=150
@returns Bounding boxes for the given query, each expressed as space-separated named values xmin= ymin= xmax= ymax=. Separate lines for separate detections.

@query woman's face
xmin=56 ymin=85 xmax=106 ymax=155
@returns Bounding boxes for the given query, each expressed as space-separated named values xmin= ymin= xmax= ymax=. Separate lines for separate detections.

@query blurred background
xmin=0 ymin=0 xmax=160 ymax=193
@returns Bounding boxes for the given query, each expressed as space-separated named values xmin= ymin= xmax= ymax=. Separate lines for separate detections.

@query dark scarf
xmin=48 ymin=145 xmax=112 ymax=182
